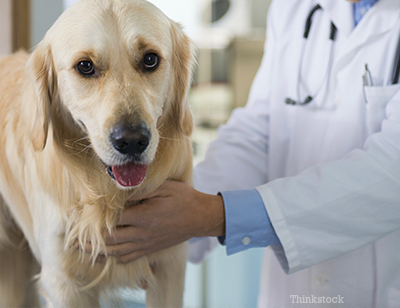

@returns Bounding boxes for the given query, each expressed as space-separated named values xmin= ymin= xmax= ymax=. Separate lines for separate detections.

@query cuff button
xmin=242 ymin=237 xmax=251 ymax=245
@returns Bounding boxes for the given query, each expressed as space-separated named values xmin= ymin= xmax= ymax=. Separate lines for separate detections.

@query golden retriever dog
xmin=0 ymin=0 xmax=195 ymax=307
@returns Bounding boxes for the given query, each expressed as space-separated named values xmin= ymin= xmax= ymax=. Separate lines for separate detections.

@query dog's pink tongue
xmin=112 ymin=163 xmax=147 ymax=187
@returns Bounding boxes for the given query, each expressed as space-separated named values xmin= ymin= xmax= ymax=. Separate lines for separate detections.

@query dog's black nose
xmin=110 ymin=125 xmax=150 ymax=156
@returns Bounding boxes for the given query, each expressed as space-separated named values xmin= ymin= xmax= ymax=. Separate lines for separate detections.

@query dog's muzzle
xmin=103 ymin=124 xmax=150 ymax=187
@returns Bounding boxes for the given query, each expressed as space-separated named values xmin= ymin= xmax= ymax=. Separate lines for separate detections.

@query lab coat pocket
xmin=364 ymin=84 xmax=400 ymax=135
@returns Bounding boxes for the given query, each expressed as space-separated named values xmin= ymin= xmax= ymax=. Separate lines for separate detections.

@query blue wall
xmin=205 ymin=247 xmax=264 ymax=308
xmin=183 ymin=246 xmax=264 ymax=308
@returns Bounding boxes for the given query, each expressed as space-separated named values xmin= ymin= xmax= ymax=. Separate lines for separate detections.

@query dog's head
xmin=27 ymin=0 xmax=195 ymax=188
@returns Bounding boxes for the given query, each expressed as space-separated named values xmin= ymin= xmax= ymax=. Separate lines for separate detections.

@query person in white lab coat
xmin=100 ymin=0 xmax=400 ymax=306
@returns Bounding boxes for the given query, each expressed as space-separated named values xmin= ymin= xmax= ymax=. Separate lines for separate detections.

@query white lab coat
xmin=191 ymin=0 xmax=400 ymax=307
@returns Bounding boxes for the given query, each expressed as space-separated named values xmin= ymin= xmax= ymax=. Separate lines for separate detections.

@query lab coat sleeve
xmin=257 ymin=91 xmax=400 ymax=274
xmin=188 ymin=1 xmax=279 ymax=264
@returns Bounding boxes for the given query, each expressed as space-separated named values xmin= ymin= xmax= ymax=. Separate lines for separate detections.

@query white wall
xmin=31 ymin=0 xmax=63 ymax=47
xmin=63 ymin=0 xmax=78 ymax=10
xmin=66 ymin=0 xmax=201 ymax=38
xmin=0 ymin=0 xmax=13 ymax=55
xmin=146 ymin=0 xmax=200 ymax=39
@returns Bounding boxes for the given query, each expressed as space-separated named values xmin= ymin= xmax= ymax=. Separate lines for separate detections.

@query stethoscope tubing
xmin=391 ymin=35 xmax=400 ymax=84
xmin=286 ymin=4 xmax=337 ymax=106
xmin=287 ymin=3 xmax=400 ymax=107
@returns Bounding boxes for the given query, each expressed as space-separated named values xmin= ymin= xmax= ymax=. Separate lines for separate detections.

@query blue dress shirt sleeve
xmin=218 ymin=189 xmax=281 ymax=255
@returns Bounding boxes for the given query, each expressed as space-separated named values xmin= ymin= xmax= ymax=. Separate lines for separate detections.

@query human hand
xmin=82 ymin=180 xmax=225 ymax=264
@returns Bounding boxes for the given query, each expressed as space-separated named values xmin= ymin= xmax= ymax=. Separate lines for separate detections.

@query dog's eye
xmin=143 ymin=53 xmax=159 ymax=70
xmin=77 ymin=61 xmax=95 ymax=75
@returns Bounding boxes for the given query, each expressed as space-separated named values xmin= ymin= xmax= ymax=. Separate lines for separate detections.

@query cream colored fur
xmin=0 ymin=0 xmax=195 ymax=307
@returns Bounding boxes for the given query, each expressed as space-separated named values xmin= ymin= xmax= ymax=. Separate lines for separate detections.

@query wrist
xmin=197 ymin=192 xmax=226 ymax=237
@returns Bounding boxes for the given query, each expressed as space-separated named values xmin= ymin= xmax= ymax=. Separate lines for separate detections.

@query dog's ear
xmin=27 ymin=43 xmax=57 ymax=151
xmin=168 ymin=22 xmax=196 ymax=137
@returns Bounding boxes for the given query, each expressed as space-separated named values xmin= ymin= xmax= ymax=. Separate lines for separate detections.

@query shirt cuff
xmin=219 ymin=189 xmax=281 ymax=255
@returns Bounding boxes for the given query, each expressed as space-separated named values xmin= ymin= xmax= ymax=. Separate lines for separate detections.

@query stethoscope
xmin=286 ymin=4 xmax=400 ymax=106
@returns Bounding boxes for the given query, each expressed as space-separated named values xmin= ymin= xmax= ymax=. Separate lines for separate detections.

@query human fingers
xmin=103 ymin=226 xmax=141 ymax=245
xmin=73 ymin=239 xmax=99 ymax=254
xmin=119 ymin=181 xmax=190 ymax=226
xmin=91 ymin=251 xmax=147 ymax=265
xmin=73 ymin=241 xmax=108 ymax=264
xmin=95 ymin=254 xmax=107 ymax=263
xmin=104 ymin=242 xmax=139 ymax=257
xmin=76 ymin=240 xmax=107 ymax=256
xmin=94 ymin=251 xmax=149 ymax=265
xmin=125 ymin=181 xmax=171 ymax=204
xmin=116 ymin=250 xmax=148 ymax=264
xmin=75 ymin=240 xmax=145 ymax=263
xmin=125 ymin=180 xmax=185 ymax=203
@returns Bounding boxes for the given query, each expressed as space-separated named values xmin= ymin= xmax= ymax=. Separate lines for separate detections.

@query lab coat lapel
xmin=325 ymin=0 xmax=400 ymax=78
xmin=318 ymin=0 xmax=353 ymax=37
xmin=319 ymin=0 xmax=400 ymax=56
xmin=337 ymin=0 xmax=400 ymax=60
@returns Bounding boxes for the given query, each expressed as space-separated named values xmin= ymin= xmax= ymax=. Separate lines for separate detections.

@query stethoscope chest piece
xmin=285 ymin=96 xmax=313 ymax=106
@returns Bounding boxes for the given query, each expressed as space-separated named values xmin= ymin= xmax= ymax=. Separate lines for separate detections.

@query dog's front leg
xmin=37 ymin=232 xmax=101 ymax=308
xmin=40 ymin=262 xmax=101 ymax=308
xmin=146 ymin=244 xmax=187 ymax=308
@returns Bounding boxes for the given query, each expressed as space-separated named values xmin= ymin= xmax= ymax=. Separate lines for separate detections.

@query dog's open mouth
xmin=104 ymin=162 xmax=148 ymax=187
